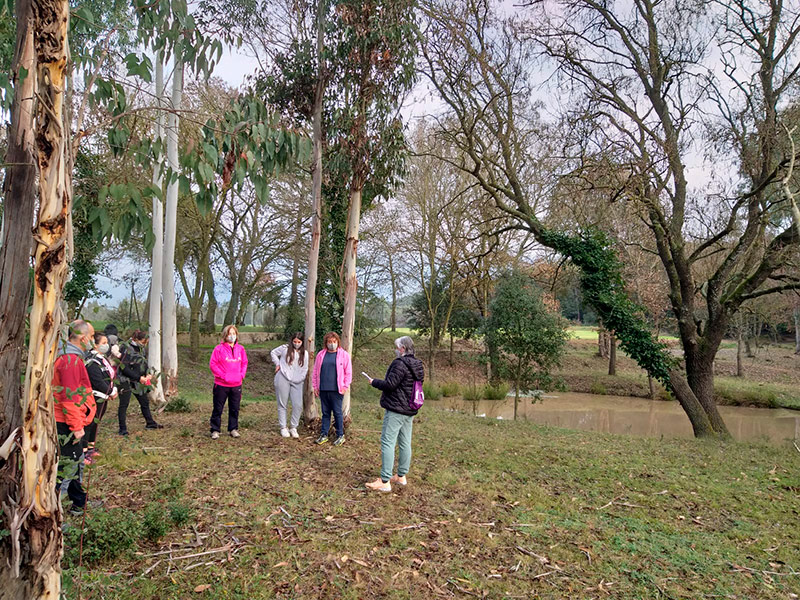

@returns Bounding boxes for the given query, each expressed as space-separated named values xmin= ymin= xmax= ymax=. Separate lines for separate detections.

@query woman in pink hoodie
xmin=311 ymin=332 xmax=352 ymax=446
xmin=209 ymin=324 xmax=248 ymax=439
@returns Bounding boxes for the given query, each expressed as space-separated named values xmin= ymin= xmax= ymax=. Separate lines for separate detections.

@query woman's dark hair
xmin=104 ymin=323 xmax=119 ymax=337
xmin=286 ymin=332 xmax=305 ymax=366
xmin=93 ymin=332 xmax=108 ymax=345
xmin=131 ymin=329 xmax=148 ymax=342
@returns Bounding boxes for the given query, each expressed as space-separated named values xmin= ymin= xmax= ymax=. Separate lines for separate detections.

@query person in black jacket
xmin=365 ymin=336 xmax=424 ymax=492
xmin=117 ymin=330 xmax=162 ymax=434
xmin=83 ymin=332 xmax=118 ymax=462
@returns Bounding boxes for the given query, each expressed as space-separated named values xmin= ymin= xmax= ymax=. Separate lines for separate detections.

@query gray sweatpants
xmin=274 ymin=373 xmax=303 ymax=429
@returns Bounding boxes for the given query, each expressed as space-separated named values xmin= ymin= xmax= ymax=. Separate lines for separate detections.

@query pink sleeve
xmin=240 ymin=347 xmax=248 ymax=380
xmin=312 ymin=352 xmax=321 ymax=391
xmin=209 ymin=346 xmax=223 ymax=378
xmin=342 ymin=350 xmax=352 ymax=389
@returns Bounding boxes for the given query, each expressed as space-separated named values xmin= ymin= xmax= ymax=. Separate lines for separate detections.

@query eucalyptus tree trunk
xmin=148 ymin=57 xmax=167 ymax=405
xmin=161 ymin=54 xmax=184 ymax=400
xmin=203 ymin=266 xmax=217 ymax=333
xmin=0 ymin=0 xmax=37 ymax=591
xmin=340 ymin=187 xmax=362 ymax=421
xmin=302 ymin=3 xmax=324 ymax=428
xmin=4 ymin=0 xmax=72 ymax=594
xmin=0 ymin=0 xmax=36 ymax=532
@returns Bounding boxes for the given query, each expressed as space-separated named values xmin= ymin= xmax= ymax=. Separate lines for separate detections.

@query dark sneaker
xmin=68 ymin=504 xmax=84 ymax=517
xmin=333 ymin=435 xmax=346 ymax=447
xmin=314 ymin=435 xmax=328 ymax=445
xmin=145 ymin=422 xmax=164 ymax=429
xmin=118 ymin=430 xmax=128 ymax=436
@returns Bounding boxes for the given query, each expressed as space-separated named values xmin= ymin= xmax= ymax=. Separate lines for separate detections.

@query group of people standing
xmin=53 ymin=320 xmax=162 ymax=516
xmin=208 ymin=328 xmax=425 ymax=492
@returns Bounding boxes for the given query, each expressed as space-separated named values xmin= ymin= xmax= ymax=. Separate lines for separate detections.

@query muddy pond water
xmin=437 ymin=392 xmax=800 ymax=444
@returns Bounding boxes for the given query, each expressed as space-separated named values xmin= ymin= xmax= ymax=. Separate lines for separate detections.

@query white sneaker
xmin=365 ymin=478 xmax=392 ymax=492
xmin=280 ymin=428 xmax=290 ymax=438
xmin=210 ymin=431 xmax=219 ymax=440
xmin=289 ymin=428 xmax=299 ymax=438
xmin=230 ymin=429 xmax=240 ymax=438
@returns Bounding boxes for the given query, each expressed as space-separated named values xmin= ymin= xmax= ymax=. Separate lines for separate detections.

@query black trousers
xmin=85 ymin=399 xmax=108 ymax=445
xmin=118 ymin=383 xmax=155 ymax=433
xmin=56 ymin=422 xmax=87 ymax=509
xmin=210 ymin=384 xmax=242 ymax=432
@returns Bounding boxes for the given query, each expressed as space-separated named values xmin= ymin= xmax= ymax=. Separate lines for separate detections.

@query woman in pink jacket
xmin=311 ymin=332 xmax=352 ymax=446
xmin=209 ymin=325 xmax=248 ymax=439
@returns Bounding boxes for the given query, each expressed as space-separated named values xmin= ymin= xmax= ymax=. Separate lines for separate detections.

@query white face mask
xmin=327 ymin=343 xmax=337 ymax=352
xmin=293 ymin=341 xmax=302 ymax=349
xmin=97 ymin=343 xmax=110 ymax=354
xmin=395 ymin=348 xmax=403 ymax=358
xmin=227 ymin=334 xmax=237 ymax=343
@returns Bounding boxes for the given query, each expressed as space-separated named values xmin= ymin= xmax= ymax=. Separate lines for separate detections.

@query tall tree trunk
xmin=6 ymin=2 xmax=72 ymax=593
xmin=608 ymin=333 xmax=616 ymax=376
xmin=0 ymin=0 xmax=37 ymax=591
xmin=286 ymin=207 xmax=303 ymax=331
xmin=303 ymin=4 xmax=324 ymax=428
xmin=736 ymin=320 xmax=744 ymax=377
xmin=389 ymin=255 xmax=397 ymax=332
xmin=148 ymin=57 xmax=166 ymax=406
xmin=668 ymin=371 xmax=715 ymax=437
xmin=428 ymin=334 xmax=436 ymax=383
xmin=340 ymin=187 xmax=362 ymax=421
xmin=685 ymin=349 xmax=728 ymax=436
xmin=203 ymin=265 xmax=217 ymax=333
xmin=223 ymin=288 xmax=239 ymax=327
xmin=794 ymin=306 xmax=800 ymax=355
xmin=161 ymin=55 xmax=184 ymax=400
xmin=449 ymin=332 xmax=454 ymax=366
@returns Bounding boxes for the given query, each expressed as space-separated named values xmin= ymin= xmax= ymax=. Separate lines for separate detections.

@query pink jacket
xmin=209 ymin=342 xmax=248 ymax=387
xmin=312 ymin=348 xmax=352 ymax=395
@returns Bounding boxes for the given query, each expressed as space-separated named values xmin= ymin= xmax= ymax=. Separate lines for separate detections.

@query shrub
xmin=63 ymin=508 xmax=141 ymax=566
xmin=164 ymin=396 xmax=192 ymax=413
xmin=142 ymin=503 xmax=170 ymax=542
xmin=168 ymin=499 xmax=194 ymax=527
xmin=440 ymin=382 xmax=460 ymax=397
xmin=462 ymin=385 xmax=482 ymax=402
xmin=156 ymin=473 xmax=186 ymax=498
xmin=422 ymin=382 xmax=442 ymax=401
xmin=483 ymin=383 xmax=509 ymax=400
xmin=589 ymin=380 xmax=608 ymax=395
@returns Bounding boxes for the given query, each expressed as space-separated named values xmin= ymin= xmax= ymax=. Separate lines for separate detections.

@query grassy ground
xmin=63 ymin=346 xmax=800 ymax=599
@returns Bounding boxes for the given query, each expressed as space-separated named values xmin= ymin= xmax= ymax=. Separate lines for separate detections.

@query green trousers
xmin=380 ymin=409 xmax=414 ymax=482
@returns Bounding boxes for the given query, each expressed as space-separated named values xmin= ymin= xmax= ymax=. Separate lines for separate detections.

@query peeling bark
xmin=340 ymin=187 xmax=362 ymax=421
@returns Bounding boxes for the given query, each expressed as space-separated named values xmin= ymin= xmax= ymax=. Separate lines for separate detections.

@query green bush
xmin=156 ymin=473 xmax=186 ymax=498
xmin=142 ymin=503 xmax=170 ymax=542
xmin=423 ymin=382 xmax=442 ymax=401
xmin=483 ymin=383 xmax=509 ymax=400
xmin=64 ymin=508 xmax=141 ymax=566
xmin=589 ymin=380 xmax=608 ymax=395
xmin=462 ymin=385 xmax=482 ymax=402
xmin=168 ymin=499 xmax=194 ymax=527
xmin=440 ymin=382 xmax=461 ymax=397
xmin=164 ymin=396 xmax=192 ymax=413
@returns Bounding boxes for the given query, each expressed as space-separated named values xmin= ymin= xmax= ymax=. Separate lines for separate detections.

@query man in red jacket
xmin=53 ymin=319 xmax=96 ymax=516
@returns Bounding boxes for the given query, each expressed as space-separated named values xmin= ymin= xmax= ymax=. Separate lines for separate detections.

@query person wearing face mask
xmin=53 ymin=320 xmax=97 ymax=515
xmin=117 ymin=330 xmax=161 ymax=435
xmin=208 ymin=324 xmax=248 ymax=439
xmin=311 ymin=332 xmax=352 ymax=446
xmin=365 ymin=336 xmax=424 ymax=492
xmin=83 ymin=332 xmax=118 ymax=463
xmin=103 ymin=323 xmax=123 ymax=362
xmin=270 ymin=332 xmax=309 ymax=439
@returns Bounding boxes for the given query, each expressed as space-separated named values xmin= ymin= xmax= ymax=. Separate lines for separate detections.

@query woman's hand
xmin=275 ymin=365 xmax=280 ymax=374
xmin=313 ymin=388 xmax=319 ymax=397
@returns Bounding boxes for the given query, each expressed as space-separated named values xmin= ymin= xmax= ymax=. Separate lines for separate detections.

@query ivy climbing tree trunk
xmin=5 ymin=0 xmax=72 ymax=594
xmin=0 ymin=0 xmax=36 ymax=590
xmin=161 ymin=53 xmax=184 ymax=400
xmin=148 ymin=57 xmax=167 ymax=406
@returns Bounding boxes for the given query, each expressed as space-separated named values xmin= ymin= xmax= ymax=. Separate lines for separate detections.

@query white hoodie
xmin=270 ymin=344 xmax=309 ymax=383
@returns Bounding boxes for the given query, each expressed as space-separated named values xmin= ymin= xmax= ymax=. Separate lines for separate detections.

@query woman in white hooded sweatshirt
xmin=271 ymin=332 xmax=309 ymax=438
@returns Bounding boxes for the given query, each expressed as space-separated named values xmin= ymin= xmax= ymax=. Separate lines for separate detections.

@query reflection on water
xmin=438 ymin=392 xmax=800 ymax=444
